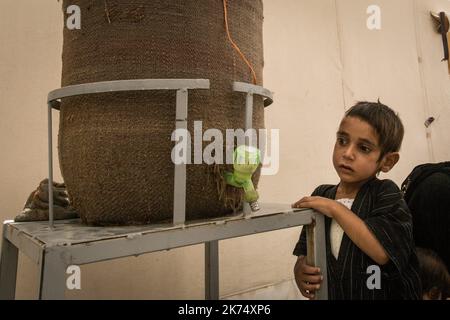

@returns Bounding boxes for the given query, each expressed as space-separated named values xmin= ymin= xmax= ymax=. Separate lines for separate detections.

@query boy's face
xmin=332 ymin=116 xmax=383 ymax=184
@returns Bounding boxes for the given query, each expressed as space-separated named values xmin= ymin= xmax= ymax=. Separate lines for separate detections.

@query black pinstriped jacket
xmin=293 ymin=178 xmax=422 ymax=300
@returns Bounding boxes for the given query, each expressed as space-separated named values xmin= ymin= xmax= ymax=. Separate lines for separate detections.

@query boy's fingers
xmin=291 ymin=200 xmax=302 ymax=208
xmin=297 ymin=255 xmax=321 ymax=275
xmin=291 ymin=197 xmax=309 ymax=208
xmin=294 ymin=276 xmax=304 ymax=292
xmin=300 ymin=288 xmax=315 ymax=300
xmin=302 ymin=274 xmax=323 ymax=285
xmin=302 ymin=281 xmax=321 ymax=292
xmin=297 ymin=199 xmax=315 ymax=209
xmin=300 ymin=262 xmax=321 ymax=275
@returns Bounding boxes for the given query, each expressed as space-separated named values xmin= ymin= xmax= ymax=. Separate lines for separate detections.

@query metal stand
xmin=0 ymin=79 xmax=328 ymax=300
xmin=0 ymin=205 xmax=327 ymax=300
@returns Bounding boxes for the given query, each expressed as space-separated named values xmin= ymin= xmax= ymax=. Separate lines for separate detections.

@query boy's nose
xmin=343 ymin=145 xmax=356 ymax=160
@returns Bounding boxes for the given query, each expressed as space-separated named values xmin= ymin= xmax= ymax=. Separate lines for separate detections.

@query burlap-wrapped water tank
xmin=59 ymin=0 xmax=265 ymax=225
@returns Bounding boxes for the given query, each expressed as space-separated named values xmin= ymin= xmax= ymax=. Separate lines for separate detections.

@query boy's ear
xmin=380 ymin=152 xmax=400 ymax=173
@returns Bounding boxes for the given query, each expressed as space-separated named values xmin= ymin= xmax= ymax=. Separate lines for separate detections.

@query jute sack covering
xmin=59 ymin=0 xmax=265 ymax=225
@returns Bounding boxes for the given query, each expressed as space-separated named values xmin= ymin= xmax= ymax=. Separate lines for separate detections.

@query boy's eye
xmin=337 ymin=137 xmax=348 ymax=145
xmin=359 ymin=145 xmax=371 ymax=153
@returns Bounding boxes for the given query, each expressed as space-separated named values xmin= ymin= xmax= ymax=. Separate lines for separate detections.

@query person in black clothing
xmin=292 ymin=101 xmax=421 ymax=300
xmin=416 ymin=247 xmax=449 ymax=300
xmin=405 ymin=168 xmax=450 ymax=272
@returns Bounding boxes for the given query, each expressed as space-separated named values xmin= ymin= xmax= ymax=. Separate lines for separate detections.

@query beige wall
xmin=1 ymin=0 xmax=449 ymax=299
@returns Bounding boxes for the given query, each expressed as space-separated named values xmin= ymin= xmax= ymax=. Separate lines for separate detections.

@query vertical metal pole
xmin=306 ymin=213 xmax=328 ymax=300
xmin=313 ymin=214 xmax=328 ymax=300
xmin=0 ymin=223 xmax=19 ymax=300
xmin=205 ymin=241 xmax=219 ymax=300
xmin=39 ymin=249 xmax=67 ymax=300
xmin=35 ymin=249 xmax=45 ymax=300
xmin=243 ymin=92 xmax=254 ymax=215
xmin=48 ymin=102 xmax=54 ymax=229
xmin=244 ymin=92 xmax=253 ymax=134
xmin=173 ymin=89 xmax=188 ymax=225
xmin=243 ymin=202 xmax=252 ymax=215
xmin=306 ymin=224 xmax=315 ymax=266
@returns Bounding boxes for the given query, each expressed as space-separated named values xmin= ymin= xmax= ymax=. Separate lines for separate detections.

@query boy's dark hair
xmin=416 ymin=247 xmax=450 ymax=300
xmin=345 ymin=101 xmax=404 ymax=161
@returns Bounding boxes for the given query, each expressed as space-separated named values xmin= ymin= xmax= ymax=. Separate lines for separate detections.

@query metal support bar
xmin=232 ymin=82 xmax=274 ymax=107
xmin=306 ymin=212 xmax=328 ymax=300
xmin=245 ymin=93 xmax=254 ymax=132
xmin=35 ymin=208 xmax=314 ymax=265
xmin=232 ymin=82 xmax=273 ymax=129
xmin=243 ymin=92 xmax=253 ymax=216
xmin=205 ymin=241 xmax=219 ymax=300
xmin=0 ymin=223 xmax=19 ymax=300
xmin=46 ymin=79 xmax=210 ymax=229
xmin=47 ymin=79 xmax=210 ymax=106
xmin=173 ymin=89 xmax=189 ymax=225
xmin=176 ymin=89 xmax=188 ymax=121
xmin=243 ymin=202 xmax=252 ymax=215
xmin=243 ymin=92 xmax=254 ymax=216
xmin=2 ymin=221 xmax=44 ymax=265
xmin=313 ymin=214 xmax=328 ymax=300
xmin=233 ymin=82 xmax=274 ymax=216
xmin=34 ymin=249 xmax=45 ymax=300
xmin=39 ymin=249 xmax=67 ymax=300
xmin=48 ymin=102 xmax=54 ymax=229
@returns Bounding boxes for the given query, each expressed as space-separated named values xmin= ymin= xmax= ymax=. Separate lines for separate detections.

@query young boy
xmin=292 ymin=101 xmax=421 ymax=300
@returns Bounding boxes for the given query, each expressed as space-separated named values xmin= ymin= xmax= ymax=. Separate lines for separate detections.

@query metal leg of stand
xmin=39 ymin=249 xmax=67 ymax=300
xmin=48 ymin=102 xmax=54 ymax=229
xmin=306 ymin=213 xmax=328 ymax=300
xmin=0 ymin=225 xmax=18 ymax=300
xmin=205 ymin=241 xmax=219 ymax=300
xmin=173 ymin=89 xmax=188 ymax=225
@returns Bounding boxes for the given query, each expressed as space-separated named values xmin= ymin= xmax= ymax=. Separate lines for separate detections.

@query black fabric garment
xmin=406 ymin=171 xmax=450 ymax=271
xmin=293 ymin=177 xmax=422 ymax=300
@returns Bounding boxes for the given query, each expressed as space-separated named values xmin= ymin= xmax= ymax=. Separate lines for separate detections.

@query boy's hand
xmin=294 ymin=255 xmax=323 ymax=300
xmin=292 ymin=196 xmax=337 ymax=218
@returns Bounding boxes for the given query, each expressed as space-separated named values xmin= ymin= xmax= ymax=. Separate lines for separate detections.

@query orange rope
xmin=223 ymin=0 xmax=258 ymax=85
